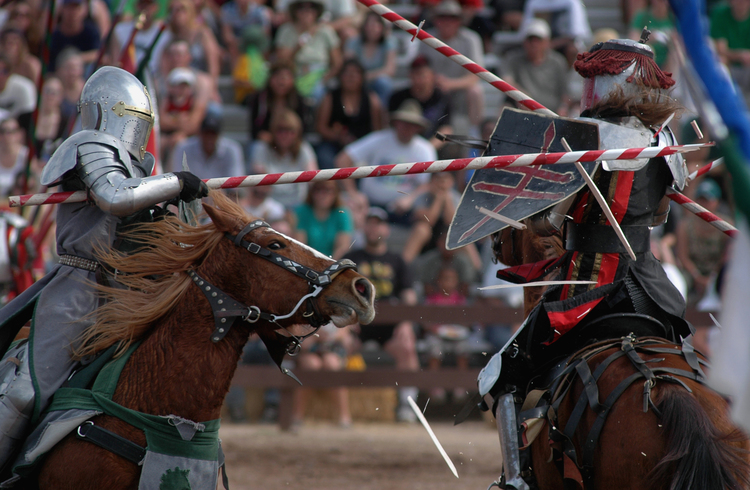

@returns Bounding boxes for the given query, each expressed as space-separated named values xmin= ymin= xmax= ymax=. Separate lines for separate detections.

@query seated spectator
xmin=159 ymin=67 xmax=209 ymax=162
xmin=413 ymin=228 xmax=479 ymax=299
xmin=291 ymin=323 xmax=354 ymax=429
xmin=502 ymin=18 xmax=572 ymax=116
xmin=402 ymin=172 xmax=460 ymax=264
xmin=676 ymin=178 xmax=732 ymax=303
xmin=334 ymin=99 xmax=436 ymax=223
xmin=294 ymin=180 xmax=353 ymax=259
xmin=0 ymin=116 xmax=28 ymax=197
xmin=0 ymin=54 xmax=35 ymax=120
xmin=343 ymin=207 xmax=420 ymax=423
xmin=156 ymin=39 xmax=219 ymax=104
xmin=343 ymin=190 xmax=369 ymax=251
xmin=4 ymin=1 xmax=44 ymax=56
xmin=520 ymin=0 xmax=592 ymax=65
xmin=159 ymin=0 xmax=221 ymax=81
xmin=710 ymin=0 xmax=750 ymax=102
xmin=111 ymin=0 xmax=166 ymax=75
xmin=421 ymin=0 xmax=495 ymax=52
xmin=48 ymin=0 xmax=101 ymax=72
xmin=170 ymin=106 xmax=245 ymax=179
xmin=220 ymin=0 xmax=271 ymax=61
xmin=275 ymin=0 xmax=359 ymax=42
xmin=18 ymin=76 xmax=69 ymax=163
xmin=344 ymin=11 xmax=397 ymax=103
xmin=54 ymin=48 xmax=85 ymax=122
xmin=422 ymin=263 xmax=471 ymax=402
xmin=274 ymin=0 xmax=342 ymax=102
xmin=241 ymin=186 xmax=286 ymax=223
xmin=231 ymin=25 xmax=270 ymax=104
xmin=418 ymin=0 xmax=484 ymax=131
xmin=247 ymin=60 xmax=314 ymax=144
xmin=1 ymin=28 xmax=40 ymax=84
xmin=388 ymin=55 xmax=454 ymax=157
xmin=315 ymin=58 xmax=383 ymax=169
xmin=489 ymin=0 xmax=526 ymax=32
xmin=250 ymin=108 xmax=318 ymax=209
xmin=628 ymin=0 xmax=674 ymax=70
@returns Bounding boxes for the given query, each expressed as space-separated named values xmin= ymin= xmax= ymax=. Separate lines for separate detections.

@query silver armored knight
xmin=0 ymin=66 xmax=208 ymax=468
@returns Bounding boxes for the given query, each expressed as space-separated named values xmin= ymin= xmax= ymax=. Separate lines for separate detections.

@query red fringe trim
xmin=574 ymin=49 xmax=675 ymax=89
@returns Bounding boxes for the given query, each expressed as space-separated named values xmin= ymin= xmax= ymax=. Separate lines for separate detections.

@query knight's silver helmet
xmin=79 ymin=66 xmax=154 ymax=162
xmin=574 ymin=38 xmax=675 ymax=112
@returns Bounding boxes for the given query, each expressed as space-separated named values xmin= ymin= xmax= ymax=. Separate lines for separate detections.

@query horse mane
xmin=73 ymin=192 xmax=252 ymax=360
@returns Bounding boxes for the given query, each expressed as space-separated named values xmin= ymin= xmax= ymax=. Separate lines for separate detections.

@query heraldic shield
xmin=446 ymin=108 xmax=600 ymax=250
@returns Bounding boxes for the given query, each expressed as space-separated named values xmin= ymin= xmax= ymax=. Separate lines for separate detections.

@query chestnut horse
xmin=27 ymin=192 xmax=375 ymax=489
xmin=493 ymin=228 xmax=750 ymax=490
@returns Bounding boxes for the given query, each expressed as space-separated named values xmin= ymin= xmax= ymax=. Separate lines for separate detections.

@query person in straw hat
xmin=334 ymin=99 xmax=437 ymax=223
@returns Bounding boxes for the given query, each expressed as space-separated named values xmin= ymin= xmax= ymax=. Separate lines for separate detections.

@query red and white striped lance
xmin=688 ymin=157 xmax=724 ymax=181
xmin=666 ymin=188 xmax=737 ymax=237
xmin=357 ymin=0 xmax=556 ymax=116
xmin=8 ymin=144 xmax=708 ymax=208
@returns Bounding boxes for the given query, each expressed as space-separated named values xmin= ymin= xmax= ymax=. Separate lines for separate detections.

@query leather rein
xmin=188 ymin=219 xmax=357 ymax=354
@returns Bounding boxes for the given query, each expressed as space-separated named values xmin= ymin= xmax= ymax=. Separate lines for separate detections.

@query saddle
xmin=0 ymin=341 xmax=227 ymax=489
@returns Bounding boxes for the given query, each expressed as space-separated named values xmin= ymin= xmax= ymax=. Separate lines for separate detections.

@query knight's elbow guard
xmin=92 ymin=174 xmax=183 ymax=217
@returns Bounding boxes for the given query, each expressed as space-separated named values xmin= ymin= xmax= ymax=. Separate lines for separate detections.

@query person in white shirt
xmin=418 ymin=0 xmax=484 ymax=130
xmin=334 ymin=99 xmax=437 ymax=223
xmin=0 ymin=55 xmax=35 ymax=119
xmin=170 ymin=106 xmax=245 ymax=179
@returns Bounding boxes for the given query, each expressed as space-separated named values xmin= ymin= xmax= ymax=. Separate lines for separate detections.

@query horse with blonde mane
xmin=491 ymin=227 xmax=750 ymax=490
xmin=10 ymin=191 xmax=375 ymax=489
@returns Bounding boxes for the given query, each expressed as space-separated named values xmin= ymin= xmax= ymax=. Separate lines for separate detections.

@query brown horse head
xmin=202 ymin=198 xmax=376 ymax=330
xmin=74 ymin=191 xmax=375 ymax=361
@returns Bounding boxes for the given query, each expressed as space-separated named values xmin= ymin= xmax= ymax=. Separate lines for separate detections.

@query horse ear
xmin=202 ymin=203 xmax=238 ymax=232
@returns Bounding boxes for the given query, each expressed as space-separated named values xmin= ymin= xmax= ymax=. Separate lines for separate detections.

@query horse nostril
xmin=354 ymin=278 xmax=370 ymax=299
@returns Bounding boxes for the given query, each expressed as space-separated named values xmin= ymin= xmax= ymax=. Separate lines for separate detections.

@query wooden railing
xmin=229 ymin=303 xmax=715 ymax=429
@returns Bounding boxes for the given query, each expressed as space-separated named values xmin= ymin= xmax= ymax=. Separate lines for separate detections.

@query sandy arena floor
xmin=220 ymin=420 xmax=501 ymax=490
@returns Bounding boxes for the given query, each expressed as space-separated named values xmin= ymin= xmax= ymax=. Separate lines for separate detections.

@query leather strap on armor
xmin=564 ymin=223 xmax=651 ymax=254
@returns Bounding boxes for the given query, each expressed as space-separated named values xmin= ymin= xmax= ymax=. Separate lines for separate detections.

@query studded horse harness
xmin=187 ymin=219 xmax=357 ymax=353
xmin=520 ymin=335 xmax=708 ymax=490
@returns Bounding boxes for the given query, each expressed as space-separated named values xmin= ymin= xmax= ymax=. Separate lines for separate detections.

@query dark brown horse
xmin=493 ymin=227 xmax=750 ymax=490
xmin=32 ymin=192 xmax=376 ymax=489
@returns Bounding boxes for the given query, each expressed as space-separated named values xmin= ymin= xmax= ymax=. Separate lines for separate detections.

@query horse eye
xmin=268 ymin=241 xmax=285 ymax=250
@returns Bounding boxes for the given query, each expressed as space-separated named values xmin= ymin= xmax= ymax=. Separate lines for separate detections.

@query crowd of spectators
xmin=0 ymin=0 xmax=743 ymax=423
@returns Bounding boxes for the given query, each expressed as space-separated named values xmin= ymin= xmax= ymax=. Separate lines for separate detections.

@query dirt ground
xmin=220 ymin=420 xmax=502 ymax=490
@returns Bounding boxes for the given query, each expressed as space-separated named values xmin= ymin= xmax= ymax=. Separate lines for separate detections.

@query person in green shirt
xmin=710 ymin=0 xmax=750 ymax=64
xmin=294 ymin=180 xmax=354 ymax=259
xmin=629 ymin=0 xmax=675 ymax=68
xmin=710 ymin=0 xmax=750 ymax=100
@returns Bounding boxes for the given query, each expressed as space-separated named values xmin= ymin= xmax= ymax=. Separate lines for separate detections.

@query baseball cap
xmin=201 ymin=109 xmax=222 ymax=133
xmin=167 ymin=67 xmax=196 ymax=87
xmin=366 ymin=207 xmax=389 ymax=222
xmin=522 ymin=18 xmax=551 ymax=40
xmin=695 ymin=178 xmax=721 ymax=201
xmin=410 ymin=54 xmax=431 ymax=70
xmin=433 ymin=0 xmax=462 ymax=17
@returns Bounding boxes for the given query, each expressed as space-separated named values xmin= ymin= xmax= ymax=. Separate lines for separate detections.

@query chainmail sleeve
xmin=76 ymin=141 xmax=183 ymax=217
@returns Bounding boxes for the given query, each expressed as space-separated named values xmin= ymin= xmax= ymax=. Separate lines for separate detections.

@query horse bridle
xmin=188 ymin=219 xmax=357 ymax=354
